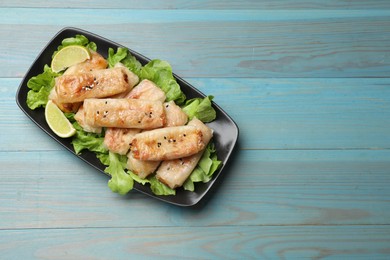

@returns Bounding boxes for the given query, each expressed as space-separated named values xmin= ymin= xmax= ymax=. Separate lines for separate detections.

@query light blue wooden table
xmin=1 ymin=1 xmax=390 ymax=259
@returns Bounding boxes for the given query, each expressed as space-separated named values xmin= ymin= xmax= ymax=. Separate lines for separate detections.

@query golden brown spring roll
xmin=104 ymin=77 xmax=158 ymax=154
xmin=49 ymin=50 xmax=108 ymax=112
xmin=103 ymin=128 xmax=141 ymax=155
xmin=115 ymin=63 xmax=139 ymax=88
xmin=74 ymin=105 xmax=102 ymax=134
xmin=156 ymin=118 xmax=213 ymax=189
xmin=83 ymin=98 xmax=165 ymax=129
xmin=115 ymin=80 xmax=165 ymax=175
xmin=55 ymin=67 xmax=132 ymax=103
xmin=127 ymin=101 xmax=188 ymax=179
xmin=105 ymin=78 xmax=166 ymax=157
xmin=126 ymin=156 xmax=161 ymax=179
xmin=164 ymin=101 xmax=188 ymax=127
xmin=125 ymin=79 xmax=166 ymax=102
xmin=48 ymin=88 xmax=81 ymax=113
xmin=109 ymin=63 xmax=140 ymax=98
xmin=130 ymin=125 xmax=205 ymax=161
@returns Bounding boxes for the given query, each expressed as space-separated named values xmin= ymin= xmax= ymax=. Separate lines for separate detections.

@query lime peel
xmin=45 ymin=100 xmax=76 ymax=138
xmin=51 ymin=45 xmax=91 ymax=73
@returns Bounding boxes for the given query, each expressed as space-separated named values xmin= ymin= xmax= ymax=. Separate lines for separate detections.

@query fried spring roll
xmin=83 ymin=98 xmax=165 ymax=129
xmin=156 ymin=118 xmax=213 ymax=189
xmin=103 ymin=128 xmax=140 ymax=155
xmin=127 ymin=101 xmax=187 ymax=178
xmin=112 ymin=81 xmax=165 ymax=173
xmin=125 ymin=79 xmax=166 ymax=102
xmin=130 ymin=125 xmax=205 ymax=161
xmin=105 ymin=79 xmax=166 ymax=156
xmin=126 ymin=156 xmax=161 ymax=179
xmin=115 ymin=62 xmax=139 ymax=87
xmin=49 ymin=88 xmax=81 ymax=113
xmin=74 ymin=105 xmax=102 ymax=134
xmin=49 ymin=50 xmax=108 ymax=112
xmin=55 ymin=67 xmax=132 ymax=103
xmin=104 ymin=77 xmax=161 ymax=154
xmin=109 ymin=63 xmax=140 ymax=98
xmin=164 ymin=101 xmax=188 ymax=127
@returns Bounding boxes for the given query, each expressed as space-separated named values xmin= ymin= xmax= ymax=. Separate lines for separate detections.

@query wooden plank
xmin=0 ymin=10 xmax=389 ymax=78
xmin=5 ymin=78 xmax=390 ymax=150
xmin=1 ymin=0 xmax=390 ymax=9
xmin=194 ymin=77 xmax=390 ymax=150
xmin=3 ymin=9 xmax=390 ymax=24
xmin=0 ymin=226 xmax=389 ymax=259
xmin=1 ymin=149 xmax=389 ymax=229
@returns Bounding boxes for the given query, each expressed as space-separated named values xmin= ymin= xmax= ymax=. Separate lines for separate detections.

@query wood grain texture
xmin=1 ymin=149 xmax=389 ymax=229
xmin=0 ymin=226 xmax=389 ymax=259
xmin=0 ymin=9 xmax=389 ymax=78
xmin=2 ymin=1 xmax=390 ymax=9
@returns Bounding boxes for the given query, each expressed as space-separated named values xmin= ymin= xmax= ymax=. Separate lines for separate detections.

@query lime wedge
xmin=45 ymin=100 xmax=76 ymax=138
xmin=51 ymin=45 xmax=91 ymax=73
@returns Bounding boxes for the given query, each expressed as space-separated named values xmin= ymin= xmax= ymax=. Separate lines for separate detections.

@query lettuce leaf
xmin=67 ymin=117 xmax=134 ymax=195
xmin=107 ymin=48 xmax=186 ymax=104
xmin=61 ymin=34 xmax=90 ymax=47
xmin=183 ymin=142 xmax=222 ymax=191
xmin=107 ymin=47 xmax=128 ymax=68
xmin=148 ymin=176 xmax=176 ymax=196
xmin=71 ymin=122 xmax=107 ymax=155
xmin=182 ymin=96 xmax=216 ymax=123
xmin=53 ymin=34 xmax=97 ymax=57
xmin=128 ymin=171 xmax=150 ymax=185
xmin=27 ymin=65 xmax=58 ymax=91
xmin=107 ymin=47 xmax=143 ymax=76
xmin=26 ymin=85 xmax=51 ymax=110
xmin=105 ymin=152 xmax=134 ymax=195
xmin=130 ymin=171 xmax=176 ymax=195
xmin=139 ymin=59 xmax=186 ymax=104
xmin=26 ymin=65 xmax=60 ymax=110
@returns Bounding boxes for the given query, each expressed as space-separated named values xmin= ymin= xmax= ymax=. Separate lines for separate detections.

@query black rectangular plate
xmin=16 ymin=27 xmax=239 ymax=206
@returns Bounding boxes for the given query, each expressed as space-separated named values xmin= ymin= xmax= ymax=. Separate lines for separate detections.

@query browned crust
xmin=55 ymin=68 xmax=130 ymax=103
xmin=130 ymin=127 xmax=205 ymax=161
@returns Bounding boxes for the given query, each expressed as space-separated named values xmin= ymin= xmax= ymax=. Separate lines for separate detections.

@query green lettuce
xmin=130 ymin=171 xmax=176 ymax=196
xmin=65 ymin=113 xmax=108 ymax=162
xmin=53 ymin=34 xmax=97 ymax=57
xmin=70 ymin=121 xmax=107 ymax=155
xmin=139 ymin=59 xmax=186 ymax=104
xmin=107 ymin=48 xmax=186 ymax=105
xmin=149 ymin=176 xmax=176 ymax=196
xmin=66 ymin=114 xmax=134 ymax=196
xmin=105 ymin=152 xmax=134 ymax=195
xmin=26 ymin=65 xmax=60 ymax=110
xmin=26 ymin=85 xmax=51 ymax=110
xmin=67 ymin=117 xmax=134 ymax=195
xmin=61 ymin=35 xmax=89 ymax=47
xmin=107 ymin=47 xmax=143 ymax=76
xmin=107 ymin=47 xmax=128 ymax=68
xmin=182 ymin=95 xmax=216 ymax=123
xmin=128 ymin=171 xmax=150 ymax=185
xmin=183 ymin=142 xmax=222 ymax=191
